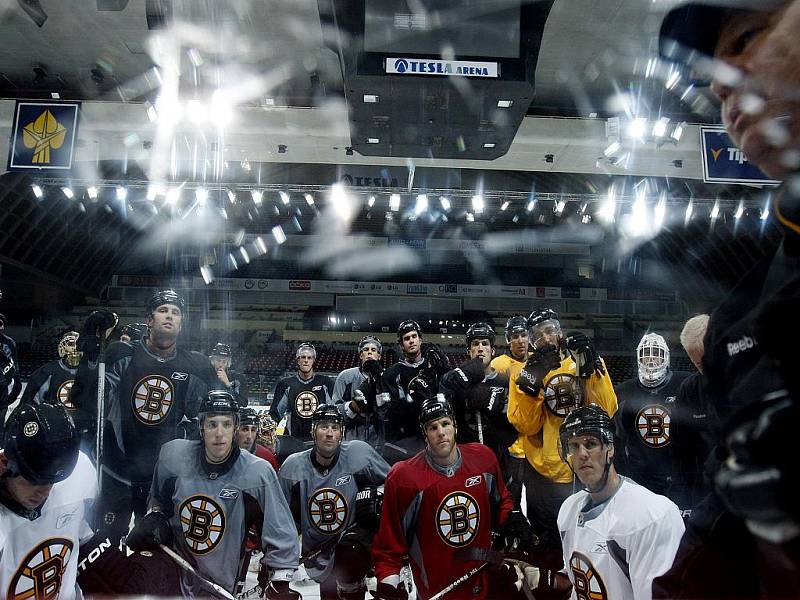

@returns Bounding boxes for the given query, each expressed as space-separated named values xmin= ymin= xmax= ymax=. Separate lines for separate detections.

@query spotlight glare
xmin=239 ymin=246 xmax=250 ymax=264
xmin=367 ymin=195 xmax=376 ymax=208
xmin=116 ymin=186 xmax=128 ymax=201
xmin=599 ymin=186 xmax=616 ymax=223
xmin=710 ymin=201 xmax=720 ymax=220
xmin=652 ymin=117 xmax=670 ymax=138
xmin=655 ymin=193 xmax=666 ymax=229
xmin=304 ymin=193 xmax=315 ymax=206
xmin=466 ymin=212 xmax=475 ymax=222
xmin=415 ymin=194 xmax=429 ymax=214
xmin=439 ymin=196 xmax=451 ymax=211
xmin=251 ymin=190 xmax=263 ymax=205
xmin=87 ymin=186 xmax=98 ymax=200
xmin=227 ymin=189 xmax=236 ymax=203
xmin=734 ymin=202 xmax=744 ymax=219
xmin=627 ymin=117 xmax=648 ymax=140
xmin=685 ymin=200 xmax=694 ymax=222
xmin=603 ymin=141 xmax=621 ymax=157
xmin=31 ymin=184 xmax=44 ymax=198
xmin=671 ymin=122 xmax=686 ymax=142
xmin=195 ymin=187 xmax=208 ymax=206
xmin=272 ymin=225 xmax=287 ymax=244
xmin=471 ymin=195 xmax=484 ymax=214
xmin=255 ymin=236 xmax=267 ymax=254
xmin=500 ymin=201 xmax=509 ymax=211
xmin=554 ymin=199 xmax=566 ymax=215
xmin=389 ymin=193 xmax=401 ymax=211
xmin=61 ymin=186 xmax=74 ymax=199
xmin=279 ymin=191 xmax=290 ymax=205
xmin=526 ymin=199 xmax=536 ymax=212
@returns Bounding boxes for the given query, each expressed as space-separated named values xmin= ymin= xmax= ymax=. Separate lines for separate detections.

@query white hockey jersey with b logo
xmin=557 ymin=477 xmax=684 ymax=600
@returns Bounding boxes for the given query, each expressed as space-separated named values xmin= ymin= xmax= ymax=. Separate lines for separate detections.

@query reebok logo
xmin=171 ymin=371 xmax=188 ymax=381
xmin=465 ymin=475 xmax=482 ymax=487
xmin=218 ymin=488 xmax=239 ymax=500
xmin=336 ymin=475 xmax=352 ymax=486
xmin=727 ymin=335 xmax=757 ymax=357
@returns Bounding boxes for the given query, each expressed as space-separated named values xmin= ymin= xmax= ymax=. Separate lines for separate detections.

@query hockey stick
xmin=428 ymin=562 xmax=489 ymax=600
xmin=476 ymin=412 xmax=484 ymax=444
xmin=159 ymin=544 xmax=237 ymax=600
xmin=95 ymin=338 xmax=107 ymax=497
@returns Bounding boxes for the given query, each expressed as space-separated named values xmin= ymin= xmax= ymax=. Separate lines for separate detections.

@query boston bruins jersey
xmin=269 ymin=374 xmax=334 ymax=440
xmin=333 ymin=366 xmax=381 ymax=444
xmin=150 ymin=439 xmax=299 ymax=597
xmin=613 ymin=372 xmax=693 ymax=507
xmin=92 ymin=340 xmax=214 ymax=485
xmin=372 ymin=443 xmax=513 ymax=600
xmin=557 ymin=477 xmax=684 ymax=600
xmin=278 ymin=440 xmax=390 ymax=581
xmin=0 ymin=452 xmax=96 ymax=600
xmin=20 ymin=359 xmax=92 ymax=434
xmin=381 ymin=358 xmax=435 ymax=442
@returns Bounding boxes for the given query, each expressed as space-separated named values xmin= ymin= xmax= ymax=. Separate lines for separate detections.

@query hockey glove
xmin=465 ymin=385 xmax=507 ymax=420
xmin=499 ymin=509 xmax=535 ymax=551
xmin=443 ymin=357 xmax=486 ymax=392
xmin=361 ymin=358 xmax=383 ymax=379
xmin=515 ymin=344 xmax=560 ymax=396
xmin=125 ymin=511 xmax=172 ymax=552
xmin=421 ymin=342 xmax=449 ymax=372
xmin=354 ymin=486 xmax=384 ymax=530
xmin=351 ymin=389 xmax=370 ymax=415
xmin=533 ymin=570 xmax=573 ymax=600
xmin=263 ymin=580 xmax=301 ymax=600
xmin=372 ymin=581 xmax=408 ymax=600
xmin=408 ymin=369 xmax=437 ymax=403
xmin=79 ymin=309 xmax=119 ymax=361
xmin=489 ymin=561 xmax=525 ymax=596
xmin=564 ymin=332 xmax=605 ymax=378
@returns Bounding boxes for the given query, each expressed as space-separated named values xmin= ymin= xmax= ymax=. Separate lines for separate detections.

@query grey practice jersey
xmin=278 ymin=441 xmax=390 ymax=581
xmin=150 ymin=439 xmax=299 ymax=597
xmin=332 ymin=366 xmax=383 ymax=445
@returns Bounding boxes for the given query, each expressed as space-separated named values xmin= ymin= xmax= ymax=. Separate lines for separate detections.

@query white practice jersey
xmin=557 ymin=476 xmax=685 ymax=600
xmin=0 ymin=452 xmax=96 ymax=600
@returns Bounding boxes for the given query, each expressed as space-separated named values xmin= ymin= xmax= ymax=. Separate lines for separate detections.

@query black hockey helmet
xmin=209 ymin=342 xmax=232 ymax=358
xmin=2 ymin=403 xmax=80 ymax=485
xmin=505 ymin=315 xmax=528 ymax=342
xmin=311 ymin=403 xmax=343 ymax=427
xmin=296 ymin=342 xmax=316 ymax=359
xmin=528 ymin=308 xmax=560 ymax=329
xmin=198 ymin=390 xmax=239 ymax=425
xmin=397 ymin=320 xmax=422 ymax=341
xmin=419 ymin=396 xmax=454 ymax=430
xmin=121 ymin=322 xmax=148 ymax=340
xmin=358 ymin=335 xmax=383 ymax=355
xmin=559 ymin=404 xmax=615 ymax=462
xmin=239 ymin=407 xmax=259 ymax=427
xmin=146 ymin=289 xmax=186 ymax=316
xmin=466 ymin=322 xmax=496 ymax=347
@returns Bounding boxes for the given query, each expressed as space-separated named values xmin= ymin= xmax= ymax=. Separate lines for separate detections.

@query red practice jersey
xmin=253 ymin=442 xmax=280 ymax=472
xmin=373 ymin=443 xmax=513 ymax=600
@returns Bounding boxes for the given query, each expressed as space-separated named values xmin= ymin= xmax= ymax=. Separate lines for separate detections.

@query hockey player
xmin=239 ymin=406 xmax=279 ymax=471
xmin=439 ymin=322 xmax=517 ymax=460
xmin=0 ymin=313 xmax=21 ymax=427
xmin=210 ymin=342 xmax=249 ymax=407
xmin=119 ymin=322 xmax=148 ymax=345
xmin=557 ymin=405 xmax=685 ymax=600
xmin=372 ymin=396 xmax=534 ymax=600
xmin=269 ymin=342 xmax=335 ymax=441
xmin=491 ymin=315 xmax=531 ymax=509
xmin=377 ymin=321 xmax=449 ymax=460
xmin=507 ymin=309 xmax=617 ymax=562
xmin=279 ymin=404 xmax=390 ymax=600
xmin=332 ymin=335 xmax=384 ymax=444
xmin=0 ymin=403 xmax=96 ymax=600
xmin=127 ymin=390 xmax=300 ymax=599
xmin=70 ymin=289 xmax=216 ymax=544
xmin=613 ymin=333 xmax=693 ymax=509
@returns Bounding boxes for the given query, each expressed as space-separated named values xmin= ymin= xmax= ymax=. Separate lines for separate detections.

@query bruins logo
xmin=436 ymin=492 xmax=479 ymax=547
xmin=132 ymin=375 xmax=174 ymax=425
xmin=56 ymin=380 xmax=75 ymax=410
xmin=544 ymin=373 xmax=582 ymax=417
xmin=8 ymin=537 xmax=73 ymax=600
xmin=308 ymin=488 xmax=348 ymax=534
xmin=179 ymin=495 xmax=226 ymax=555
xmin=569 ymin=551 xmax=608 ymax=600
xmin=294 ymin=391 xmax=319 ymax=418
xmin=636 ymin=404 xmax=671 ymax=447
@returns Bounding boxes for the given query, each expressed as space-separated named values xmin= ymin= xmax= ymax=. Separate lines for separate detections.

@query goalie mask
xmin=257 ymin=412 xmax=277 ymax=452
xmin=58 ymin=331 xmax=82 ymax=368
xmin=637 ymin=333 xmax=670 ymax=388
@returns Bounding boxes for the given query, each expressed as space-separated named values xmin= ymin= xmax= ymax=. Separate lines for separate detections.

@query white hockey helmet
xmin=637 ymin=333 xmax=670 ymax=387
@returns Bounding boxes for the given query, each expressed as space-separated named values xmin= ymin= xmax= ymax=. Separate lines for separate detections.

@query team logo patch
xmin=218 ymin=488 xmax=239 ymax=500
xmin=335 ymin=475 xmax=352 ymax=486
xmin=436 ymin=492 xmax=479 ymax=547
xmin=179 ymin=495 xmax=226 ymax=555
xmin=171 ymin=372 xmax=188 ymax=381
xmin=308 ymin=488 xmax=348 ymax=534
xmin=465 ymin=475 xmax=482 ymax=488
xmin=8 ymin=537 xmax=73 ymax=600
xmin=132 ymin=375 xmax=174 ymax=425
xmin=23 ymin=421 xmax=39 ymax=437
xmin=56 ymin=379 xmax=76 ymax=410
xmin=295 ymin=391 xmax=319 ymax=418
xmin=569 ymin=551 xmax=608 ymax=600
xmin=636 ymin=404 xmax=671 ymax=447
xmin=543 ymin=373 xmax=583 ymax=418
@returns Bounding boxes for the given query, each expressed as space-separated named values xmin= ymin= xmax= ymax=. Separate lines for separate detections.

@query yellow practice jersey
xmin=507 ymin=354 xmax=617 ymax=483
xmin=490 ymin=353 xmax=526 ymax=458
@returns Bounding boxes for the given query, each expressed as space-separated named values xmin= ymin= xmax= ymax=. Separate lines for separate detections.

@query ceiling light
xmin=685 ymin=200 xmax=694 ymax=223
xmin=554 ymin=199 xmax=566 ymax=215
xmin=671 ymin=122 xmax=686 ymax=142
xmin=415 ymin=194 xmax=428 ymax=214
xmin=761 ymin=199 xmax=770 ymax=220
xmin=227 ymin=189 xmax=236 ymax=203
xmin=279 ymin=191 xmax=290 ymax=205
xmin=526 ymin=199 xmax=536 ymax=212
xmin=251 ymin=190 xmax=263 ymax=205
xmin=482 ymin=143 xmax=495 ymax=149
xmin=272 ymin=225 xmax=287 ymax=244
xmin=466 ymin=212 xmax=475 ymax=222
xmin=264 ymin=97 xmax=275 ymax=106
xmin=367 ymin=195 xmax=376 ymax=208
xmin=627 ymin=117 xmax=648 ymax=140
xmin=604 ymin=141 xmax=621 ymax=157
xmin=195 ymin=187 xmax=208 ymax=206
xmin=115 ymin=186 xmax=128 ymax=201
xmin=239 ymin=246 xmax=250 ymax=264
xmin=665 ymin=70 xmax=681 ymax=90
xmin=389 ymin=194 xmax=401 ymax=211
xmin=500 ymin=201 xmax=509 ymax=211
xmin=304 ymin=193 xmax=315 ymax=206
xmin=31 ymin=184 xmax=44 ymax=198
xmin=87 ymin=186 xmax=98 ymax=200
xmin=655 ymin=193 xmax=666 ymax=229
xmin=599 ymin=186 xmax=616 ymax=223
xmin=652 ymin=117 xmax=670 ymax=138
xmin=255 ymin=236 xmax=267 ymax=254
xmin=471 ymin=195 xmax=484 ymax=213
xmin=439 ymin=196 xmax=451 ymax=211
xmin=367 ymin=137 xmax=380 ymax=144
xmin=166 ymin=187 xmax=181 ymax=205
xmin=363 ymin=94 xmax=379 ymax=103
xmin=710 ymin=201 xmax=720 ymax=220
xmin=734 ymin=202 xmax=744 ymax=219
xmin=61 ymin=186 xmax=74 ymax=199
xmin=497 ymin=100 xmax=513 ymax=108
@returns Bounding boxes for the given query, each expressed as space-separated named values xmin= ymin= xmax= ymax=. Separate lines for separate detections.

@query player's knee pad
xmin=334 ymin=530 xmax=372 ymax=583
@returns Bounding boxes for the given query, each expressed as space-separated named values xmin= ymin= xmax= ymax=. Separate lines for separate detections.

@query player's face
xmin=710 ymin=2 xmax=800 ymax=178
xmin=508 ymin=331 xmax=529 ymax=361
xmin=565 ymin=434 xmax=613 ymax=490
xmin=468 ymin=338 xmax=494 ymax=368
xmin=148 ymin=303 xmax=182 ymax=340
xmin=211 ymin=356 xmax=230 ymax=371
xmin=238 ymin=424 xmax=258 ymax=450
xmin=359 ymin=343 xmax=381 ymax=363
xmin=297 ymin=351 xmax=315 ymax=374
xmin=424 ymin=416 xmax=457 ymax=463
xmin=202 ymin=414 xmax=236 ymax=462
xmin=401 ymin=331 xmax=421 ymax=358
xmin=5 ymin=476 xmax=54 ymax=509
xmin=531 ymin=320 xmax=562 ymax=350
xmin=313 ymin=421 xmax=343 ymax=457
